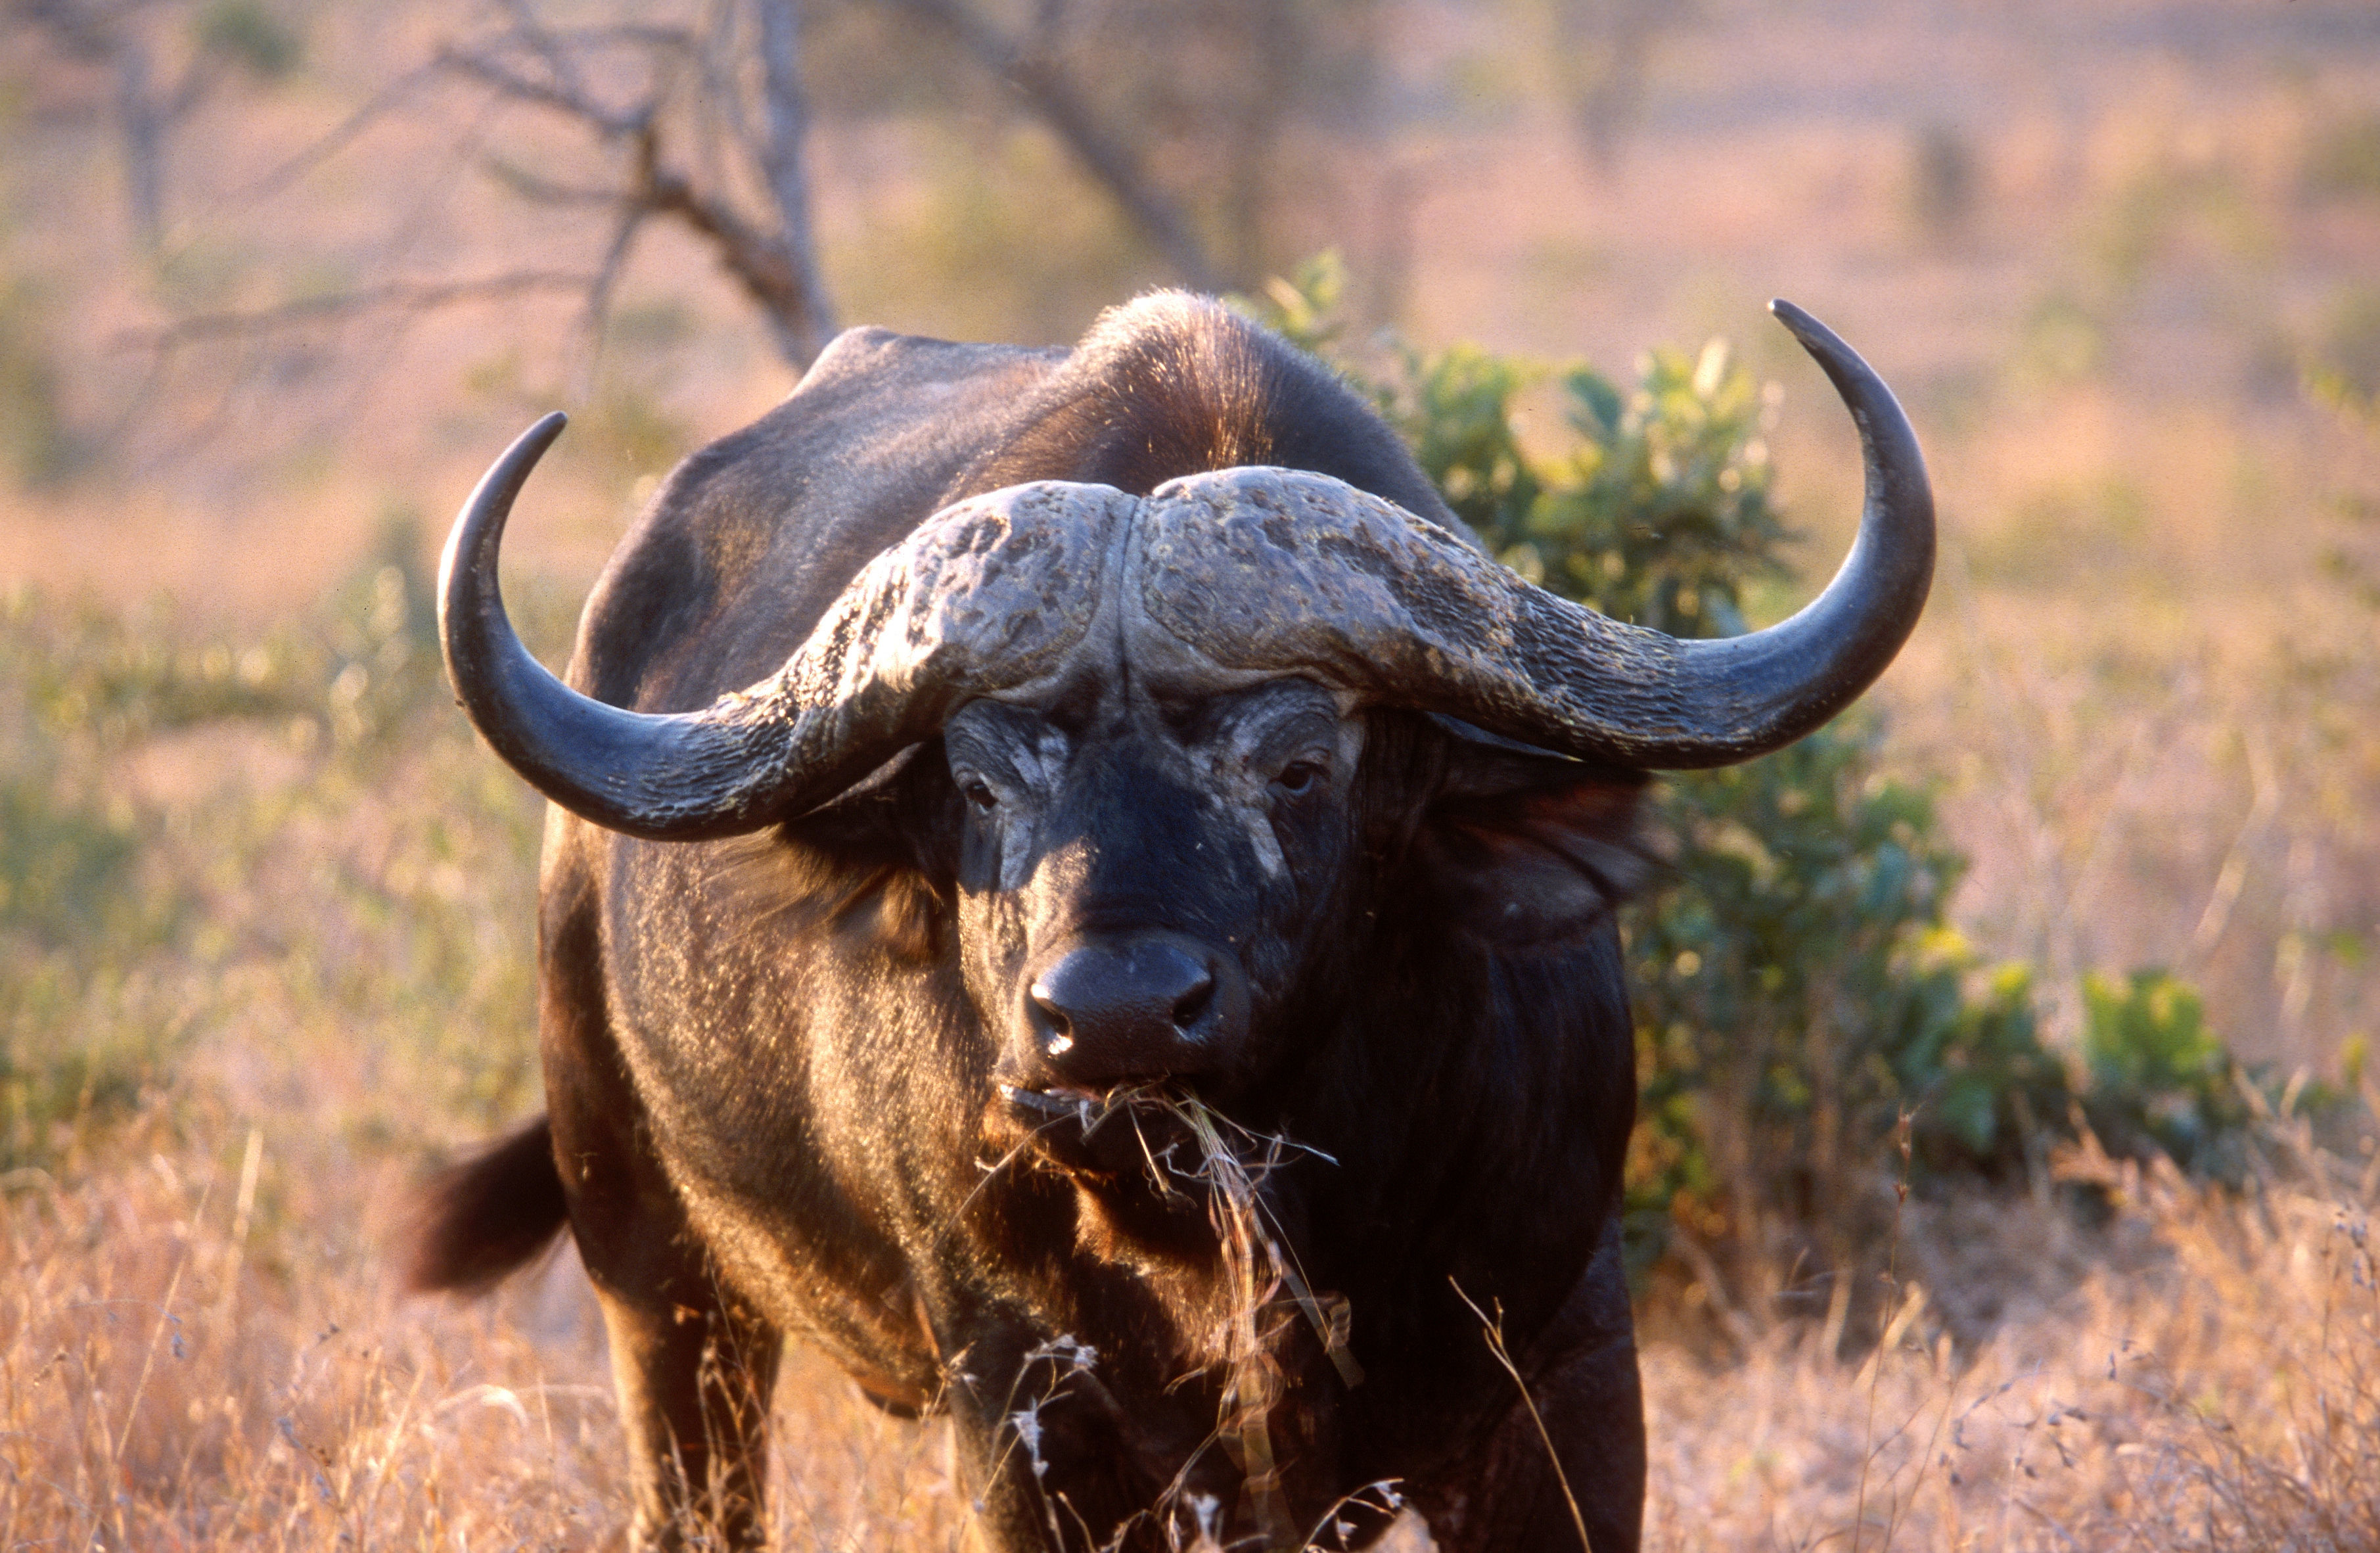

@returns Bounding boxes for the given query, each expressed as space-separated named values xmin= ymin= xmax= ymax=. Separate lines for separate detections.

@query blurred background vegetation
xmin=4 ymin=0 xmax=2379 ymax=1367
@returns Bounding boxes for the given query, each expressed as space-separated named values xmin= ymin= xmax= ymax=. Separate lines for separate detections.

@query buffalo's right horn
xmin=1130 ymin=302 xmax=1933 ymax=769
xmin=437 ymin=413 xmax=1124 ymax=841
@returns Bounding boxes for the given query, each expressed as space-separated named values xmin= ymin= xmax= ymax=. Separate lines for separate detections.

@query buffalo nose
xmin=1025 ymin=935 xmax=1241 ymax=1083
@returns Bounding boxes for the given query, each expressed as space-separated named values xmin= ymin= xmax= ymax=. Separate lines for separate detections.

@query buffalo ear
xmin=1413 ymin=740 xmax=1654 ymax=947
xmin=709 ymin=743 xmax=957 ymax=960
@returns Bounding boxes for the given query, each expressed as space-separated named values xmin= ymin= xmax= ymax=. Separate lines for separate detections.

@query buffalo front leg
xmin=935 ymin=1315 xmax=1173 ymax=1552
xmin=566 ymin=1111 xmax=781 ymax=1548
xmin=592 ymin=1278 xmax=783 ymax=1551
xmin=543 ymin=887 xmax=783 ymax=1549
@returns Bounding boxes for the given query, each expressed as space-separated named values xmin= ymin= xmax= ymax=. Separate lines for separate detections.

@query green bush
xmin=195 ymin=0 xmax=304 ymax=80
xmin=1264 ymin=253 xmax=1791 ymax=640
xmin=2076 ymin=969 xmax=2256 ymax=1180
xmin=1623 ymin=736 xmax=2075 ymax=1233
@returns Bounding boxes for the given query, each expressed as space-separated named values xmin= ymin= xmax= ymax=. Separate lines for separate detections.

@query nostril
xmin=1170 ymin=972 xmax=1215 ymax=1033
xmin=1029 ymin=981 xmax=1074 ymax=1056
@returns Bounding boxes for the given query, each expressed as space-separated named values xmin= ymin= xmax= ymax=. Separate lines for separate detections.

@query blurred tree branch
xmin=141 ymin=0 xmax=840 ymax=373
xmin=116 ymin=270 xmax=597 ymax=356
xmin=885 ymin=0 xmax=1224 ymax=292
xmin=433 ymin=0 xmax=838 ymax=367
xmin=72 ymin=0 xmax=1368 ymax=424
xmin=7 ymin=0 xmax=302 ymax=251
xmin=401 ymin=0 xmax=1237 ymax=358
xmin=1551 ymin=0 xmax=1671 ymax=179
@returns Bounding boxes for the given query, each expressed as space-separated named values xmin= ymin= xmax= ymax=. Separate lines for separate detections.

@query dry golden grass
xmin=0 ymin=1105 xmax=977 ymax=1550
xmin=9 ymin=1091 xmax=2376 ymax=1550
xmin=1643 ymin=1151 xmax=2380 ymax=1551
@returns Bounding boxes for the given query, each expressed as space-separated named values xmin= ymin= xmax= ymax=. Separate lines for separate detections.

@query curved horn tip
xmin=437 ymin=409 xmax=574 ymax=718
xmin=501 ymin=410 xmax=571 ymax=476
xmin=1766 ymin=298 xmax=1848 ymax=359
xmin=438 ymin=413 xmax=570 ymax=585
xmin=474 ymin=410 xmax=571 ymax=480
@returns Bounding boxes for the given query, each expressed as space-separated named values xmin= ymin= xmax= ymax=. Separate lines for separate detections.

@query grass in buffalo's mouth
xmin=1030 ymin=1084 xmax=1364 ymax=1545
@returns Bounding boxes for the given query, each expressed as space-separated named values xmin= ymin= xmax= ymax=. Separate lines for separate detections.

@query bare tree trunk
xmin=1553 ymin=0 xmax=1665 ymax=181
xmin=15 ymin=0 xmax=173 ymax=251
xmin=113 ymin=35 xmax=166 ymax=250
xmin=754 ymin=0 xmax=836 ymax=362
xmin=890 ymin=0 xmax=1222 ymax=292
xmin=1220 ymin=0 xmax=1296 ymax=284
xmin=431 ymin=0 xmax=841 ymax=372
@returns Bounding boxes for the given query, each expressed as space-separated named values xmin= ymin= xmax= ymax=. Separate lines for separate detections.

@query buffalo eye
xmin=960 ymin=777 xmax=999 ymax=812
xmin=1273 ymin=758 xmax=1327 ymax=797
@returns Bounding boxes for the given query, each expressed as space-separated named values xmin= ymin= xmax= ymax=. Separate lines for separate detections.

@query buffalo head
xmin=438 ymin=303 xmax=1929 ymax=1116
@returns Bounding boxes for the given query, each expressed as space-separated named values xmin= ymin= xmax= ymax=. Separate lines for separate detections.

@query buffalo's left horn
xmin=1131 ymin=302 xmax=1933 ymax=769
xmin=438 ymin=413 xmax=1124 ymax=839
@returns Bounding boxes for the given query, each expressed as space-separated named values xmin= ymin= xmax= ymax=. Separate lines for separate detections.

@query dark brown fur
xmin=960 ymin=293 xmax=1454 ymax=521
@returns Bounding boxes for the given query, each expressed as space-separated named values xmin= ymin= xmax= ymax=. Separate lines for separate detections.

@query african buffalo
xmin=410 ymin=292 xmax=1931 ymax=1552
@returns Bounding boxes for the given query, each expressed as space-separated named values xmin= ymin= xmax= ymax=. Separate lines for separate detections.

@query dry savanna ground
xmin=9 ymin=1088 xmax=2377 ymax=1549
xmin=5 ymin=0 xmax=2380 ymax=1546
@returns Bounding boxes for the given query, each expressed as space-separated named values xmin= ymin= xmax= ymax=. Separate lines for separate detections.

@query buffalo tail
xmin=402 ymin=1114 xmax=570 ymax=1294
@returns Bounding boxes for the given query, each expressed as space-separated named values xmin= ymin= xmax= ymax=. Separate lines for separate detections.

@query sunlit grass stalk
xmin=1850 ymin=1108 xmax=1916 ymax=1553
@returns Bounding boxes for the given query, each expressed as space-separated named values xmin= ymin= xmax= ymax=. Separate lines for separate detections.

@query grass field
xmin=5 ymin=0 xmax=2380 ymax=1545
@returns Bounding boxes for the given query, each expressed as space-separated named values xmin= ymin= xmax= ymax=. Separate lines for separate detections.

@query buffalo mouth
xmin=990 ymin=1082 xmax=1315 ymax=1266
xmin=995 ymin=1081 xmax=1207 ymax=1192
